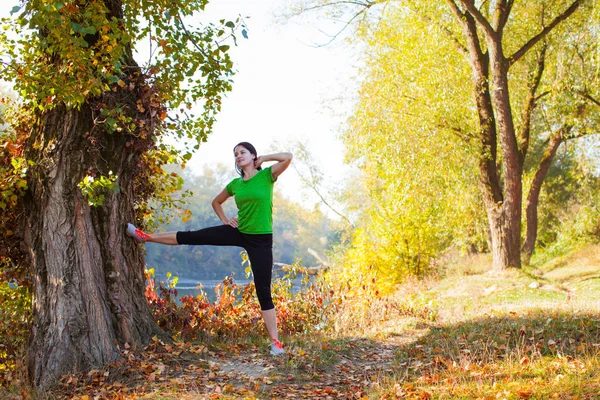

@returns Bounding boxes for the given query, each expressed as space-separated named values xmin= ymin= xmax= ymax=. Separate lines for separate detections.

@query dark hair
xmin=233 ymin=142 xmax=262 ymax=177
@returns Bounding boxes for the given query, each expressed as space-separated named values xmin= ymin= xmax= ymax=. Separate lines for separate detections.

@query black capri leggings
xmin=176 ymin=225 xmax=274 ymax=310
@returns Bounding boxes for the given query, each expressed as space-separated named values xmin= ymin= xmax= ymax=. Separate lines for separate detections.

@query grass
xmin=2 ymin=244 xmax=599 ymax=399
xmin=368 ymin=243 xmax=600 ymax=399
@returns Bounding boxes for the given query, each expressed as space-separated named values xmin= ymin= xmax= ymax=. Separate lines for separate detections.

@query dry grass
xmin=367 ymin=244 xmax=600 ymax=399
xmin=536 ymin=243 xmax=600 ymax=282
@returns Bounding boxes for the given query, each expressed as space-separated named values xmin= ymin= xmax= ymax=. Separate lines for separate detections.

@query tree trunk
xmin=487 ymin=38 xmax=523 ymax=269
xmin=453 ymin=9 xmax=523 ymax=271
xmin=480 ymin=193 xmax=516 ymax=271
xmin=522 ymin=133 xmax=564 ymax=264
xmin=24 ymin=103 xmax=167 ymax=389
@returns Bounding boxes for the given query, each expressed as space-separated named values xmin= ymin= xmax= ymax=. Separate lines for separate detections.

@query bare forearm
xmin=257 ymin=152 xmax=293 ymax=179
xmin=211 ymin=201 xmax=229 ymax=223
xmin=260 ymin=152 xmax=293 ymax=163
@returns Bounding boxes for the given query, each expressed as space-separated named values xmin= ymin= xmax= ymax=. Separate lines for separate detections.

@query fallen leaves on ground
xmin=45 ymin=336 xmax=406 ymax=400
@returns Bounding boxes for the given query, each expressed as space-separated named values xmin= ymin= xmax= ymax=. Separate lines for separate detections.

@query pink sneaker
xmin=126 ymin=223 xmax=151 ymax=242
xmin=270 ymin=338 xmax=285 ymax=356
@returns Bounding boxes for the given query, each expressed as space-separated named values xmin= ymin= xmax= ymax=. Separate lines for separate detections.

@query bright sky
xmin=0 ymin=0 xmax=360 ymax=210
xmin=189 ymin=0 xmax=359 ymax=206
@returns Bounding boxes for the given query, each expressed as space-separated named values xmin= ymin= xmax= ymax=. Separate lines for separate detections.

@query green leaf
xmin=10 ymin=6 xmax=21 ymax=15
xmin=71 ymin=23 xmax=83 ymax=33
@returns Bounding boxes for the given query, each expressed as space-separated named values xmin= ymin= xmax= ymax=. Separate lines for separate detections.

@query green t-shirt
xmin=226 ymin=167 xmax=275 ymax=234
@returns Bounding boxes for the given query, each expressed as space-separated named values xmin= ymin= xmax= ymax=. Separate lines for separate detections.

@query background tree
xmin=342 ymin=9 xmax=489 ymax=283
xmin=292 ymin=0 xmax=599 ymax=272
xmin=0 ymin=0 xmax=241 ymax=389
xmin=519 ymin=9 xmax=599 ymax=263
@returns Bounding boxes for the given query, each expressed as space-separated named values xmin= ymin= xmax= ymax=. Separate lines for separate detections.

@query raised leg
xmin=146 ymin=231 xmax=178 ymax=245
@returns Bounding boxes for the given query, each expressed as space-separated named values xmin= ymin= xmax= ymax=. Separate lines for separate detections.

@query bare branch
xmin=293 ymin=163 xmax=352 ymax=225
xmin=518 ymin=42 xmax=547 ymax=159
xmin=494 ymin=0 xmax=514 ymax=33
xmin=564 ymin=127 xmax=597 ymax=140
xmin=576 ymin=90 xmax=600 ymax=108
xmin=509 ymin=0 xmax=583 ymax=65
xmin=296 ymin=0 xmax=374 ymax=14
xmin=445 ymin=0 xmax=468 ymax=28
xmin=412 ymin=8 xmax=468 ymax=58
xmin=456 ymin=0 xmax=496 ymax=38
xmin=309 ymin=3 xmax=375 ymax=47
xmin=535 ymin=91 xmax=551 ymax=102
xmin=175 ymin=11 xmax=219 ymax=64
xmin=436 ymin=121 xmax=475 ymax=143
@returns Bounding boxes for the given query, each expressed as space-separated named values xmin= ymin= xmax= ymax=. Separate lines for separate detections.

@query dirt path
xmin=201 ymin=334 xmax=422 ymax=399
xmin=46 ymin=332 xmax=425 ymax=399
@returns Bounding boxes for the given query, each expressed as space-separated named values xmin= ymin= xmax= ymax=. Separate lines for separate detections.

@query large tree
xmin=296 ymin=0 xmax=599 ymax=271
xmin=0 ymin=0 xmax=239 ymax=389
xmin=441 ymin=0 xmax=598 ymax=269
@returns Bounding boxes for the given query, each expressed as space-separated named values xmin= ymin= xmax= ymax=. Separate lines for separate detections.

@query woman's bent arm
xmin=212 ymin=189 xmax=238 ymax=228
xmin=256 ymin=152 xmax=293 ymax=179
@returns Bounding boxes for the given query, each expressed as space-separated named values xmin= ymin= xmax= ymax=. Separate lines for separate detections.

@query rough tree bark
xmin=22 ymin=0 xmax=169 ymax=389
xmin=487 ymin=38 xmax=523 ymax=270
xmin=24 ymin=102 xmax=167 ymax=389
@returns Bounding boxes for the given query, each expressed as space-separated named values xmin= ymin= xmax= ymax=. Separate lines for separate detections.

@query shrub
xmin=144 ymin=262 xmax=334 ymax=342
xmin=0 ymin=277 xmax=31 ymax=387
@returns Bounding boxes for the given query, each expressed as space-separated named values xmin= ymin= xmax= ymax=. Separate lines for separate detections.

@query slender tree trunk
xmin=460 ymin=30 xmax=518 ymax=269
xmin=24 ymin=103 xmax=166 ymax=389
xmin=448 ymin=1 xmax=582 ymax=270
xmin=522 ymin=133 xmax=564 ymax=264
xmin=452 ymin=7 xmax=523 ymax=271
xmin=487 ymin=38 xmax=523 ymax=269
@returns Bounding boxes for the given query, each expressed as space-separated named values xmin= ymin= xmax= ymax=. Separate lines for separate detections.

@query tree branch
xmin=297 ymin=0 xmax=374 ymax=13
xmin=446 ymin=0 xmax=489 ymax=61
xmin=436 ymin=121 xmax=474 ymax=143
xmin=494 ymin=0 xmax=514 ymax=32
xmin=412 ymin=8 xmax=468 ymax=58
xmin=445 ymin=0 xmax=468 ymax=29
xmin=518 ymin=42 xmax=547 ymax=159
xmin=564 ymin=126 xmax=598 ymax=141
xmin=522 ymin=127 xmax=565 ymax=257
xmin=509 ymin=0 xmax=583 ymax=65
xmin=456 ymin=0 xmax=496 ymax=38
xmin=292 ymin=164 xmax=353 ymax=226
xmin=175 ymin=11 xmax=218 ymax=64
xmin=575 ymin=90 xmax=600 ymax=108
xmin=535 ymin=91 xmax=551 ymax=102
xmin=310 ymin=3 xmax=375 ymax=47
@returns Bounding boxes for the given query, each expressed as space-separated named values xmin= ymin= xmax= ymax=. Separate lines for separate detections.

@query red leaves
xmin=144 ymin=271 xmax=331 ymax=342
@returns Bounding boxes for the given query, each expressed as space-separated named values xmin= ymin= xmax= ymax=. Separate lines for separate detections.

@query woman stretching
xmin=127 ymin=142 xmax=292 ymax=355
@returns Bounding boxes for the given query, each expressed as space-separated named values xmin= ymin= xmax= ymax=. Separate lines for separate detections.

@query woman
xmin=127 ymin=142 xmax=293 ymax=355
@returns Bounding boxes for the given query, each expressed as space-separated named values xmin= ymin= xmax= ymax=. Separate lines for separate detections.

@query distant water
xmin=175 ymin=278 xmax=252 ymax=301
xmin=154 ymin=276 xmax=309 ymax=302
